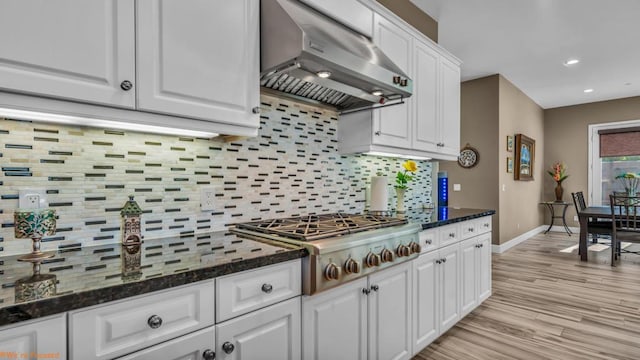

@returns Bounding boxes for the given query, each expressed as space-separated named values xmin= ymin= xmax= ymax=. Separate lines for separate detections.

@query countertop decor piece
xmin=121 ymin=195 xmax=143 ymax=245
xmin=13 ymin=208 xmax=57 ymax=262
xmin=0 ymin=231 xmax=306 ymax=326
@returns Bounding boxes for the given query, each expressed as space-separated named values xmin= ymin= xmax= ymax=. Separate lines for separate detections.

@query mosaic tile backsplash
xmin=0 ymin=94 xmax=432 ymax=255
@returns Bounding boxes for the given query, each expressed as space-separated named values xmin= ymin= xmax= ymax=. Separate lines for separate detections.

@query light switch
xmin=502 ymin=184 xmax=506 ymax=191
xmin=453 ymin=184 xmax=461 ymax=191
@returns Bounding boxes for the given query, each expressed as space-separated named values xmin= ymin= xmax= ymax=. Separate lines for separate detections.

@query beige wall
xmin=544 ymin=96 xmax=640 ymax=227
xmin=377 ymin=0 xmax=438 ymax=42
xmin=440 ymin=75 xmax=545 ymax=245
xmin=498 ymin=76 xmax=545 ymax=244
xmin=440 ymin=75 xmax=500 ymax=243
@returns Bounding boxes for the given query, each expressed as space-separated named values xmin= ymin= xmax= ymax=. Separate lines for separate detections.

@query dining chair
xmin=609 ymin=194 xmax=640 ymax=266
xmin=571 ymin=191 xmax=611 ymax=244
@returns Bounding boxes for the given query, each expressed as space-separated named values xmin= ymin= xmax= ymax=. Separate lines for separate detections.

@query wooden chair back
xmin=609 ymin=194 xmax=640 ymax=235
xmin=571 ymin=191 xmax=587 ymax=213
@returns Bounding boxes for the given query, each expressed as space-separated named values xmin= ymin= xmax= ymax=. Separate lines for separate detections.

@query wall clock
xmin=458 ymin=144 xmax=479 ymax=168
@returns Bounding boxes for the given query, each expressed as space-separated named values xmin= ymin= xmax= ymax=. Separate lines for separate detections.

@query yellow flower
xmin=402 ymin=160 xmax=418 ymax=173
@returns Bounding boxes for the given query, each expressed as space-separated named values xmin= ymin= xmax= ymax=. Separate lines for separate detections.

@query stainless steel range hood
xmin=260 ymin=0 xmax=413 ymax=112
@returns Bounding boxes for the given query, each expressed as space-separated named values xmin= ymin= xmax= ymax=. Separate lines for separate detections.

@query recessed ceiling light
xmin=564 ymin=59 xmax=580 ymax=66
xmin=317 ymin=71 xmax=331 ymax=78
xmin=372 ymin=90 xmax=384 ymax=96
xmin=584 ymin=88 xmax=594 ymax=93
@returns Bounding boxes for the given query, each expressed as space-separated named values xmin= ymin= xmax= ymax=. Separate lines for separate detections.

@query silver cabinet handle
xmin=252 ymin=106 xmax=260 ymax=114
xmin=261 ymin=283 xmax=273 ymax=293
xmin=120 ymin=80 xmax=133 ymax=91
xmin=374 ymin=131 xmax=381 ymax=136
xmin=222 ymin=342 xmax=235 ymax=354
xmin=147 ymin=315 xmax=162 ymax=329
xmin=425 ymin=239 xmax=432 ymax=244
xmin=202 ymin=349 xmax=216 ymax=360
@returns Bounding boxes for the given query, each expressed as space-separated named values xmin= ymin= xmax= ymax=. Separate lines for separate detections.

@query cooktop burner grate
xmin=234 ymin=213 xmax=408 ymax=241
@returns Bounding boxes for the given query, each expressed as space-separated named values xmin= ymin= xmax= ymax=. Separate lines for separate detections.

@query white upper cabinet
xmin=338 ymin=3 xmax=461 ymax=160
xmin=438 ymin=56 xmax=461 ymax=157
xmin=137 ymin=0 xmax=259 ymax=126
xmin=0 ymin=0 xmax=260 ymax=137
xmin=0 ymin=0 xmax=135 ymax=108
xmin=412 ymin=38 xmax=439 ymax=153
xmin=371 ymin=13 xmax=413 ymax=150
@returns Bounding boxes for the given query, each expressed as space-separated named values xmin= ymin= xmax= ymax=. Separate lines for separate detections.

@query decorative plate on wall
xmin=458 ymin=143 xmax=479 ymax=168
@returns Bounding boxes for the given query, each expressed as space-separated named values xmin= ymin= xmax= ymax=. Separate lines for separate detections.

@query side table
xmin=540 ymin=201 xmax=572 ymax=235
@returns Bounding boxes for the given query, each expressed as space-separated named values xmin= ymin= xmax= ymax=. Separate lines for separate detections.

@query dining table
xmin=577 ymin=206 xmax=613 ymax=261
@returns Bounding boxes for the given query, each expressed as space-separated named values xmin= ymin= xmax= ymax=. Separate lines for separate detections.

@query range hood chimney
xmin=260 ymin=0 xmax=413 ymax=113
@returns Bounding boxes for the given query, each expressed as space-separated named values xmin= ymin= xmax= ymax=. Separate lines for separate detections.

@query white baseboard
xmin=491 ymin=225 xmax=546 ymax=253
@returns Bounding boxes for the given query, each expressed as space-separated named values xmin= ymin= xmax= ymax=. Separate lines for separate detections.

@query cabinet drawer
xmin=216 ymin=259 xmax=301 ymax=322
xmin=475 ymin=216 xmax=492 ymax=234
xmin=438 ymin=224 xmax=460 ymax=247
xmin=116 ymin=326 xmax=215 ymax=360
xmin=460 ymin=220 xmax=478 ymax=240
xmin=419 ymin=229 xmax=439 ymax=253
xmin=69 ymin=280 xmax=215 ymax=360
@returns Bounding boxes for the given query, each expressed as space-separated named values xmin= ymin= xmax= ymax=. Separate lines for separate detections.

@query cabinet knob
xmin=363 ymin=288 xmax=371 ymax=295
xmin=261 ymin=283 xmax=273 ymax=293
xmin=120 ymin=80 xmax=133 ymax=91
xmin=374 ymin=131 xmax=381 ymax=136
xmin=252 ymin=106 xmax=261 ymax=114
xmin=484 ymin=223 xmax=490 ymax=228
xmin=147 ymin=315 xmax=163 ymax=329
xmin=480 ymin=244 xmax=484 ymax=248
xmin=468 ymin=228 xmax=474 ymax=232
xmin=436 ymin=259 xmax=441 ymax=264
xmin=442 ymin=258 xmax=447 ymax=263
xmin=449 ymin=233 xmax=455 ymax=238
xmin=222 ymin=342 xmax=235 ymax=354
xmin=425 ymin=239 xmax=432 ymax=245
xmin=202 ymin=349 xmax=216 ymax=360
xmin=371 ymin=284 xmax=379 ymax=292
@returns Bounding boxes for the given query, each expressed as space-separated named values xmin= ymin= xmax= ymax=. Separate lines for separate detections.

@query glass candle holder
xmin=14 ymin=208 xmax=57 ymax=262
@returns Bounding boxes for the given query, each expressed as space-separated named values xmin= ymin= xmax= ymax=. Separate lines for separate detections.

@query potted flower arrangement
xmin=615 ymin=172 xmax=640 ymax=196
xmin=547 ymin=162 xmax=569 ymax=202
xmin=395 ymin=160 xmax=418 ymax=212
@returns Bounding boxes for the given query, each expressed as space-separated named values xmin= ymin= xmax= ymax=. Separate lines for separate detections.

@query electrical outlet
xmin=19 ymin=189 xmax=48 ymax=209
xmin=200 ymin=187 xmax=216 ymax=211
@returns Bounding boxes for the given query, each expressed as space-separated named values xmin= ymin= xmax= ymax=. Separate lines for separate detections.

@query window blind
xmin=599 ymin=128 xmax=640 ymax=157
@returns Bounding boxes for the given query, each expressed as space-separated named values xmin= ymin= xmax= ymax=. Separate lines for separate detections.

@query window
xmin=589 ymin=121 xmax=640 ymax=205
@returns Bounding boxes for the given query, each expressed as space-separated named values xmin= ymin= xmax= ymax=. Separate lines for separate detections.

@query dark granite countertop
xmin=0 ymin=231 xmax=306 ymax=327
xmin=399 ymin=207 xmax=496 ymax=230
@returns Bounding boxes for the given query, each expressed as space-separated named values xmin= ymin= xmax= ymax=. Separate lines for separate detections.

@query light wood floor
xmin=414 ymin=231 xmax=640 ymax=360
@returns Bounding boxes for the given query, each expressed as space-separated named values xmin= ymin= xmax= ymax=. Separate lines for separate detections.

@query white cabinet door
xmin=137 ymin=0 xmax=259 ymax=126
xmin=368 ymin=262 xmax=412 ymax=360
xmin=412 ymin=39 xmax=439 ymax=153
xmin=438 ymin=56 xmax=461 ymax=156
xmin=216 ymin=297 xmax=300 ymax=360
xmin=412 ymin=251 xmax=439 ymax=355
xmin=302 ymin=278 xmax=367 ymax=360
xmin=477 ymin=233 xmax=492 ymax=303
xmin=439 ymin=243 xmax=460 ymax=333
xmin=372 ymin=14 xmax=412 ymax=149
xmin=116 ymin=326 xmax=215 ymax=360
xmin=460 ymin=238 xmax=478 ymax=317
xmin=0 ymin=314 xmax=66 ymax=359
xmin=0 ymin=0 xmax=135 ymax=108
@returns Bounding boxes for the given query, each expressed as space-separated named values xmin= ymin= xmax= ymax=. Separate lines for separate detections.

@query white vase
xmin=395 ymin=187 xmax=406 ymax=213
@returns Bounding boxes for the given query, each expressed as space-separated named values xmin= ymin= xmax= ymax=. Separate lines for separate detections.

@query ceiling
xmin=410 ymin=0 xmax=640 ymax=109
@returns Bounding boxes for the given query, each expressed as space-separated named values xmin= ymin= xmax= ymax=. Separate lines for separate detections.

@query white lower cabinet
xmin=0 ymin=314 xmax=66 ymax=359
xmin=302 ymin=262 xmax=412 ymax=360
xmin=412 ymin=217 xmax=493 ymax=356
xmin=116 ymin=326 xmax=215 ymax=360
xmin=216 ymin=297 xmax=301 ymax=360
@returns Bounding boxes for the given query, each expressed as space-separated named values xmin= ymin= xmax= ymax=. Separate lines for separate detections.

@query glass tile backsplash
xmin=0 ymin=94 xmax=432 ymax=255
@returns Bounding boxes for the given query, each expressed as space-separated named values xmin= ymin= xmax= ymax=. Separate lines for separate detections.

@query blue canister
xmin=438 ymin=171 xmax=448 ymax=207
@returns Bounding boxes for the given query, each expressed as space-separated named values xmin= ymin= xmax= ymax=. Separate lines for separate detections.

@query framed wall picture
xmin=506 ymin=135 xmax=514 ymax=152
xmin=507 ymin=157 xmax=513 ymax=173
xmin=514 ymin=134 xmax=535 ymax=180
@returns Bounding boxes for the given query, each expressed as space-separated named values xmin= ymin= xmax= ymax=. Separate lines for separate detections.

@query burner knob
xmin=324 ymin=263 xmax=341 ymax=281
xmin=380 ymin=248 xmax=394 ymax=263
xmin=344 ymin=258 xmax=361 ymax=274
xmin=409 ymin=242 xmax=422 ymax=254
xmin=396 ymin=244 xmax=410 ymax=257
xmin=365 ymin=252 xmax=381 ymax=267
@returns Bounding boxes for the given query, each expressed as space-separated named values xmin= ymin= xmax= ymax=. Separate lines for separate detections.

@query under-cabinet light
xmin=583 ymin=88 xmax=594 ymax=93
xmin=317 ymin=71 xmax=332 ymax=78
xmin=0 ymin=108 xmax=219 ymax=138
xmin=563 ymin=59 xmax=580 ymax=66
xmin=366 ymin=151 xmax=432 ymax=161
